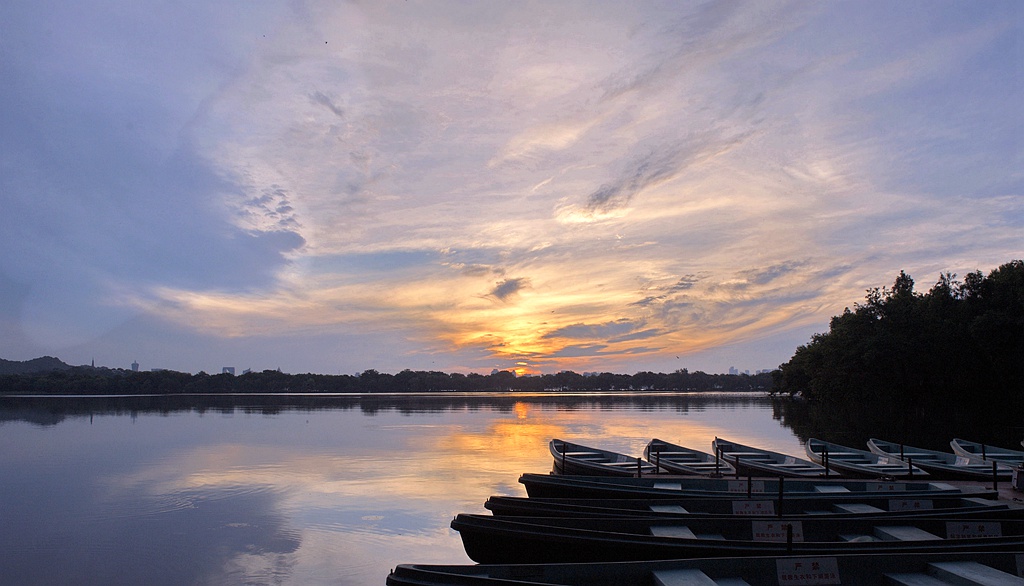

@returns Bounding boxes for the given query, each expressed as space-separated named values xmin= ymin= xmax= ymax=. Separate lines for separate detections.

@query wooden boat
xmin=517 ymin=473 xmax=994 ymax=500
xmin=549 ymin=438 xmax=658 ymax=476
xmin=450 ymin=513 xmax=1024 ymax=564
xmin=805 ymin=438 xmax=927 ymax=479
xmin=484 ymin=494 xmax=1020 ymax=520
xmin=950 ymin=438 xmax=1024 ymax=468
xmin=712 ymin=437 xmax=828 ymax=478
xmin=868 ymin=438 xmax=1012 ymax=481
xmin=644 ymin=438 xmax=735 ymax=476
xmin=387 ymin=551 xmax=1024 ymax=585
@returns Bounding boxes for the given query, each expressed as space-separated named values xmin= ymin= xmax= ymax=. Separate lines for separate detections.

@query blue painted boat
xmin=868 ymin=438 xmax=1011 ymax=481
xmin=806 ymin=438 xmax=927 ymax=479
xmin=950 ymin=438 xmax=1024 ymax=468
xmin=550 ymin=438 xmax=658 ymax=477
xmin=713 ymin=437 xmax=827 ymax=478
xmin=644 ymin=438 xmax=735 ymax=476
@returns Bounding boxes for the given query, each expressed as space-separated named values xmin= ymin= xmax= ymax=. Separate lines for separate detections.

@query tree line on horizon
xmin=772 ymin=260 xmax=1024 ymax=417
xmin=0 ymin=361 xmax=773 ymax=395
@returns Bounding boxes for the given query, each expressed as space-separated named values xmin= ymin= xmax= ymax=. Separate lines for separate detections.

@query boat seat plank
xmin=652 ymin=568 xmax=718 ymax=586
xmin=927 ymin=561 xmax=1024 ymax=585
xmin=839 ymin=533 xmax=878 ymax=542
xmin=884 ymin=572 xmax=962 ymax=585
xmin=653 ymin=482 xmax=683 ymax=490
xmin=832 ymin=503 xmax=884 ymax=514
xmin=874 ymin=526 xmax=943 ymax=541
xmin=649 ymin=525 xmax=696 ymax=539
xmin=649 ymin=504 xmax=689 ymax=513
xmin=813 ymin=485 xmax=851 ymax=493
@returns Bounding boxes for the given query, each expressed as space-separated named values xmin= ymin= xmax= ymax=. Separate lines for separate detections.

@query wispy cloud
xmin=488 ymin=278 xmax=529 ymax=302
xmin=1 ymin=1 xmax=1020 ymax=375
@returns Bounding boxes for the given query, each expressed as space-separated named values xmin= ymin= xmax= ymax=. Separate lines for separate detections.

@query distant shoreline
xmin=0 ymin=357 xmax=776 ymax=395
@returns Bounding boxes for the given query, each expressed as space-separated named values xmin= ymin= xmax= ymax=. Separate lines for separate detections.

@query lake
xmin=0 ymin=392 xmax=804 ymax=585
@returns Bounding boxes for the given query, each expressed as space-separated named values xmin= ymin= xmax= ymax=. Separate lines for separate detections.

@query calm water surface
xmin=0 ymin=392 xmax=801 ymax=586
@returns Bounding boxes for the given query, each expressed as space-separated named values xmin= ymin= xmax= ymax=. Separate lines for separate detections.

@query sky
xmin=1 ymin=1 xmax=1021 ymax=377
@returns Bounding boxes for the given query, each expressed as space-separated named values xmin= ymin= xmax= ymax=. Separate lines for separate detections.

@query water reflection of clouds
xmin=0 ymin=394 xmax=811 ymax=584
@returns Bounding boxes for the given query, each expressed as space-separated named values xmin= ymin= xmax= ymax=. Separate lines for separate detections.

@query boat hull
xmin=644 ymin=438 xmax=736 ymax=476
xmin=549 ymin=438 xmax=657 ymax=477
xmin=452 ymin=514 xmax=1024 ymax=564
xmin=387 ymin=552 xmax=1024 ymax=585
xmin=868 ymin=438 xmax=1012 ymax=481
xmin=950 ymin=438 xmax=1024 ymax=468
xmin=517 ymin=473 xmax=991 ymax=500
xmin=484 ymin=495 xmax=1019 ymax=519
xmin=805 ymin=438 xmax=927 ymax=479
xmin=713 ymin=437 xmax=829 ymax=478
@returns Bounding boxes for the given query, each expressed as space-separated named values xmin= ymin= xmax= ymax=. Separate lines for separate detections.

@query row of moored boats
xmin=388 ymin=436 xmax=1024 ymax=585
xmin=555 ymin=437 xmax=1024 ymax=481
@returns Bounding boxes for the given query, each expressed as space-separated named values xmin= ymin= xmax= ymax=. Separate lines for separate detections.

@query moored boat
xmin=517 ymin=472 xmax=993 ymax=500
xmin=868 ymin=438 xmax=1012 ymax=481
xmin=484 ymin=494 xmax=1018 ymax=519
xmin=806 ymin=438 xmax=927 ymax=479
xmin=950 ymin=438 xmax=1024 ymax=468
xmin=644 ymin=438 xmax=735 ymax=476
xmin=387 ymin=551 xmax=1024 ymax=585
xmin=712 ymin=437 xmax=828 ymax=478
xmin=451 ymin=513 xmax=1024 ymax=564
xmin=549 ymin=438 xmax=658 ymax=476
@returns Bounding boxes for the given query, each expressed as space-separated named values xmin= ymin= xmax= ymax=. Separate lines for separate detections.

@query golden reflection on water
xmin=0 ymin=393 xmax=800 ymax=585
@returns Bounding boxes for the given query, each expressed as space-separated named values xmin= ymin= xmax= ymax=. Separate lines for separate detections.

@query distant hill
xmin=0 ymin=356 xmax=73 ymax=375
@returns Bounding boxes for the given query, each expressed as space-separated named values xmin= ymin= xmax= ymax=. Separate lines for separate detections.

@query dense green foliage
xmin=773 ymin=260 xmax=1024 ymax=414
xmin=0 ymin=364 xmax=772 ymax=395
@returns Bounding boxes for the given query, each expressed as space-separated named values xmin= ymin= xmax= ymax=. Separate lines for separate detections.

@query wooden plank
xmin=884 ymin=572 xmax=957 ymax=585
xmin=813 ymin=485 xmax=851 ymax=493
xmin=649 ymin=504 xmax=689 ymax=513
xmin=928 ymin=561 xmax=1024 ymax=585
xmin=874 ymin=526 xmax=943 ymax=541
xmin=652 ymin=568 xmax=718 ymax=586
xmin=650 ymin=525 xmax=697 ymax=538
xmin=832 ymin=503 xmax=884 ymax=514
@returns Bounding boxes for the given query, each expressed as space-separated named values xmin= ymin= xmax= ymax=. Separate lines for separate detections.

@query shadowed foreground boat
xmin=484 ymin=494 xmax=1020 ymax=519
xmin=868 ymin=438 xmax=1013 ymax=481
xmin=549 ymin=438 xmax=658 ymax=476
xmin=517 ymin=472 xmax=994 ymax=500
xmin=387 ymin=551 xmax=1024 ymax=585
xmin=644 ymin=438 xmax=736 ymax=476
xmin=713 ymin=437 xmax=829 ymax=478
xmin=805 ymin=438 xmax=927 ymax=479
xmin=452 ymin=514 xmax=1024 ymax=563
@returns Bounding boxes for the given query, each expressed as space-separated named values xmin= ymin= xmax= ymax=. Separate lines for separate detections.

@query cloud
xmin=1 ymin=1 xmax=1020 ymax=377
xmin=585 ymin=132 xmax=755 ymax=214
xmin=609 ymin=329 xmax=665 ymax=343
xmin=543 ymin=319 xmax=641 ymax=341
xmin=310 ymin=91 xmax=345 ymax=119
xmin=488 ymin=278 xmax=529 ymax=302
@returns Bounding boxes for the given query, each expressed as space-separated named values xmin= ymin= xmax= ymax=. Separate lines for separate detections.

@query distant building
xmin=222 ymin=367 xmax=235 ymax=375
xmin=131 ymin=360 xmax=139 ymax=372
xmin=728 ymin=366 xmax=739 ymax=375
